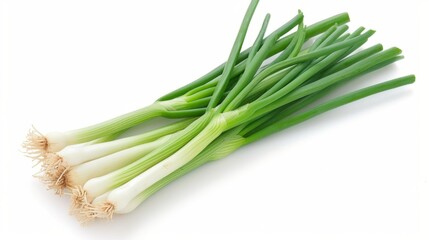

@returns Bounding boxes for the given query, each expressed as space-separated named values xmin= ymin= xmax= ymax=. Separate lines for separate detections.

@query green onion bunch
xmin=23 ymin=0 xmax=415 ymax=222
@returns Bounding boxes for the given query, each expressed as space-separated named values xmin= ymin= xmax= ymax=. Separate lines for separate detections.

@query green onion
xmin=22 ymin=0 xmax=414 ymax=223
xmin=207 ymin=0 xmax=260 ymax=110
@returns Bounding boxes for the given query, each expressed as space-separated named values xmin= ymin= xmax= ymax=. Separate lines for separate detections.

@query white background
xmin=1 ymin=0 xmax=428 ymax=239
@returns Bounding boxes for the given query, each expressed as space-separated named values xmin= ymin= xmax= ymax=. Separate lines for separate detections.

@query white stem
xmin=83 ymin=175 xmax=116 ymax=202
xmin=45 ymin=132 xmax=74 ymax=152
xmin=114 ymin=193 xmax=148 ymax=214
xmin=58 ymin=124 xmax=179 ymax=166
xmin=92 ymin=191 xmax=112 ymax=205
xmin=68 ymin=135 xmax=171 ymax=186
xmin=106 ymin=115 xmax=227 ymax=212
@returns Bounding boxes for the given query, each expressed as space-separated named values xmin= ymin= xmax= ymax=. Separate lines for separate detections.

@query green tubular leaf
xmin=241 ymin=78 xmax=341 ymax=137
xmin=310 ymin=26 xmax=361 ymax=65
xmin=269 ymin=10 xmax=305 ymax=65
xmin=267 ymin=11 xmax=304 ymax=40
xmin=268 ymin=13 xmax=350 ymax=56
xmin=204 ymin=31 xmax=374 ymax=128
xmin=179 ymin=97 xmax=211 ymax=110
xmin=241 ymin=94 xmax=318 ymax=137
xmin=270 ymin=27 xmax=300 ymax=64
xmin=300 ymin=27 xmax=370 ymax=84
xmin=250 ymin=35 xmax=372 ymax=112
xmin=318 ymin=25 xmax=349 ymax=48
xmin=256 ymin=52 xmax=404 ymax=134
xmin=289 ymin=20 xmax=306 ymax=58
xmin=257 ymin=25 xmax=343 ymax=96
xmin=247 ymin=14 xmax=271 ymax=63
xmin=263 ymin=25 xmax=357 ymax=100
xmin=363 ymin=56 xmax=404 ymax=74
xmin=184 ymin=75 xmax=242 ymax=98
xmin=316 ymin=27 xmax=366 ymax=70
xmin=258 ymin=63 xmax=310 ymax=99
xmin=249 ymin=47 xmax=403 ymax=120
xmin=323 ymin=43 xmax=383 ymax=76
xmin=310 ymin=24 xmax=338 ymax=50
xmin=67 ymin=103 xmax=166 ymax=144
xmin=242 ymin=43 xmax=382 ymax=136
xmin=334 ymin=27 xmax=365 ymax=55
xmin=220 ymin=35 xmax=279 ymax=112
xmin=214 ymin=13 xmax=272 ymax=113
xmin=246 ymin=75 xmax=415 ymax=143
xmin=158 ymin=13 xmax=349 ymax=101
xmin=183 ymin=87 xmax=215 ymax=102
xmin=184 ymin=78 xmax=218 ymax=97
xmin=235 ymin=33 xmax=363 ymax=107
xmin=185 ymin=46 xmax=306 ymax=107
xmin=246 ymin=68 xmax=292 ymax=100
xmin=253 ymin=31 xmax=374 ymax=84
xmin=173 ymin=66 xmax=304 ymax=113
xmin=207 ymin=0 xmax=260 ymax=110
xmin=161 ymin=108 xmax=206 ymax=118
xmin=239 ymin=101 xmax=297 ymax=137
xmin=336 ymin=33 xmax=351 ymax=42
xmin=297 ymin=26 xmax=347 ymax=73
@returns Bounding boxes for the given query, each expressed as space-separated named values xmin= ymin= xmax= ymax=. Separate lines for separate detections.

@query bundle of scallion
xmin=23 ymin=0 xmax=414 ymax=222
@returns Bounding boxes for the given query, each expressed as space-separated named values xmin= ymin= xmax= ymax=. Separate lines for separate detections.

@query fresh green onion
xmin=22 ymin=0 xmax=414 ymax=223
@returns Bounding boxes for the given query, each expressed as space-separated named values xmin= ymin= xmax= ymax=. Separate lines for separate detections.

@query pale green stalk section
xmin=82 ymin=111 xmax=216 ymax=199
xmin=91 ymin=130 xmax=126 ymax=144
xmin=44 ymin=101 xmax=195 ymax=152
xmin=60 ymin=119 xmax=193 ymax=166
xmin=115 ymin=129 xmax=246 ymax=214
xmin=106 ymin=113 xmax=230 ymax=211
xmin=64 ymin=103 xmax=166 ymax=145
xmin=67 ymin=135 xmax=172 ymax=186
